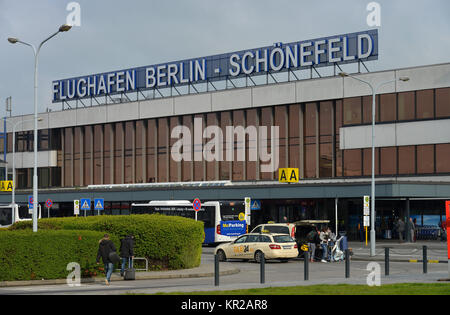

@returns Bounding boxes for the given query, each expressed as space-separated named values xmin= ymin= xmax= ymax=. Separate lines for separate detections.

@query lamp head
xmin=399 ymin=77 xmax=410 ymax=82
xmin=59 ymin=24 xmax=72 ymax=32
xmin=338 ymin=72 xmax=349 ymax=78
xmin=7 ymin=37 xmax=19 ymax=44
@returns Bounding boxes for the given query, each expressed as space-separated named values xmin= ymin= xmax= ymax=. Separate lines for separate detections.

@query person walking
xmin=96 ymin=234 xmax=117 ymax=285
xmin=120 ymin=234 xmax=135 ymax=277
xmin=408 ymin=218 xmax=416 ymax=243
xmin=397 ymin=218 xmax=405 ymax=243
xmin=319 ymin=227 xmax=329 ymax=262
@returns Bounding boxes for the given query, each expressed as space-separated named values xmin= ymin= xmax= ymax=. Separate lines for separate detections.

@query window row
xmin=341 ymin=144 xmax=450 ymax=177
xmin=342 ymin=88 xmax=450 ymax=126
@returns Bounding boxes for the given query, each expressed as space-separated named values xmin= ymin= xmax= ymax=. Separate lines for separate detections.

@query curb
xmin=0 ymin=265 xmax=240 ymax=288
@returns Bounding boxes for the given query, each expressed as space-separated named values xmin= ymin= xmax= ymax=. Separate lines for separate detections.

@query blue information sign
xmin=80 ymin=198 xmax=91 ymax=210
xmin=94 ymin=198 xmax=104 ymax=211
xmin=220 ymin=221 xmax=247 ymax=237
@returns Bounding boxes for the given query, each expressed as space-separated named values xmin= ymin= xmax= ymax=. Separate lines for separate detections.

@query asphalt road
xmin=1 ymin=244 xmax=449 ymax=295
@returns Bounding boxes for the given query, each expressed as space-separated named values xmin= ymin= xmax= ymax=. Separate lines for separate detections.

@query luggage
xmin=124 ymin=257 xmax=136 ymax=280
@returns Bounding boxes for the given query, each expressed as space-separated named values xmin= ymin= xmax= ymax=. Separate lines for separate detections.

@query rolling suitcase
xmin=124 ymin=257 xmax=135 ymax=280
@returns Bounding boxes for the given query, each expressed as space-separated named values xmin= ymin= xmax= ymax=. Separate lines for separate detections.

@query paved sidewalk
xmin=0 ymin=263 xmax=239 ymax=288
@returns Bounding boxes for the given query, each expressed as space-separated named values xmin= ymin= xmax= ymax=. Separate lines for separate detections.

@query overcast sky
xmin=0 ymin=0 xmax=449 ymax=116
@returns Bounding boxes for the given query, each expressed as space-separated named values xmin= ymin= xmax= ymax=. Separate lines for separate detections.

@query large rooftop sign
xmin=52 ymin=29 xmax=378 ymax=103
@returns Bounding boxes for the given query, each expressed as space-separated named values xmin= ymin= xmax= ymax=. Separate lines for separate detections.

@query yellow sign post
xmin=278 ymin=168 xmax=299 ymax=183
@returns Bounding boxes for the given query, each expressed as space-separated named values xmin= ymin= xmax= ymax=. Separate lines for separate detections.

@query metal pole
xmin=12 ymin=124 xmax=16 ymax=208
xmin=370 ymin=89 xmax=376 ymax=257
xmin=423 ymin=245 xmax=427 ymax=274
xmin=304 ymin=251 xmax=309 ymax=281
xmin=32 ymin=50 xmax=38 ymax=232
xmin=345 ymin=249 xmax=350 ymax=278
xmin=335 ymin=197 xmax=338 ymax=236
xmin=260 ymin=252 xmax=265 ymax=284
xmin=214 ymin=254 xmax=219 ymax=286
xmin=385 ymin=247 xmax=390 ymax=276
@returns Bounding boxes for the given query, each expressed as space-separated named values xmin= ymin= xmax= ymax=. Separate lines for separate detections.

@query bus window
xmin=0 ymin=207 xmax=13 ymax=227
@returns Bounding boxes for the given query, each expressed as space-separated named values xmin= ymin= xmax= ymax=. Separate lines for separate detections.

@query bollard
xmin=385 ymin=247 xmax=390 ymax=276
xmin=260 ymin=252 xmax=265 ymax=284
xmin=214 ymin=254 xmax=219 ymax=286
xmin=304 ymin=251 xmax=309 ymax=281
xmin=345 ymin=249 xmax=350 ymax=278
xmin=423 ymin=245 xmax=427 ymax=274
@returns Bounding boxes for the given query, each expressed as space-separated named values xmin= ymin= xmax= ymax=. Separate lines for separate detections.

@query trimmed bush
xmin=0 ymin=230 xmax=114 ymax=281
xmin=10 ymin=214 xmax=204 ymax=270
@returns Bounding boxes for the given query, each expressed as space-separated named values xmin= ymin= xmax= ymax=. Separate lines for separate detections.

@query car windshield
xmin=264 ymin=226 xmax=289 ymax=234
xmin=273 ymin=235 xmax=295 ymax=243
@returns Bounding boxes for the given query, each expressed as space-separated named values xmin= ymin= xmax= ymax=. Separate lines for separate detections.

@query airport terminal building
xmin=1 ymin=30 xmax=449 ymax=239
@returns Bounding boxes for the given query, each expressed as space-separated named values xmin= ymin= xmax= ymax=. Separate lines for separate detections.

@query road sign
xmin=363 ymin=195 xmax=370 ymax=216
xmin=46 ymin=199 xmax=53 ymax=208
xmin=250 ymin=200 xmax=261 ymax=210
xmin=94 ymin=198 xmax=104 ymax=210
xmin=193 ymin=198 xmax=201 ymax=212
xmin=80 ymin=198 xmax=91 ymax=210
xmin=74 ymin=200 xmax=80 ymax=215
xmin=28 ymin=195 xmax=33 ymax=209
xmin=278 ymin=168 xmax=299 ymax=183
xmin=0 ymin=181 xmax=13 ymax=192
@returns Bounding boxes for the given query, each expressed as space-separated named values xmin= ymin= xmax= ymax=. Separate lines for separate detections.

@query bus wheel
xmin=216 ymin=250 xmax=227 ymax=262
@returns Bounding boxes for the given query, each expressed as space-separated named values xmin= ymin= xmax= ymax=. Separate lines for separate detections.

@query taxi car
xmin=214 ymin=233 xmax=298 ymax=263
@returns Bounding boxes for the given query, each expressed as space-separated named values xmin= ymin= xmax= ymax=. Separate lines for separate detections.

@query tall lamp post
xmin=339 ymin=72 xmax=409 ymax=256
xmin=8 ymin=24 xmax=72 ymax=232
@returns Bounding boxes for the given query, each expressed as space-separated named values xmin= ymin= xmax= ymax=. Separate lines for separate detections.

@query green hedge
xmin=10 ymin=214 xmax=204 ymax=270
xmin=0 ymin=230 xmax=112 ymax=281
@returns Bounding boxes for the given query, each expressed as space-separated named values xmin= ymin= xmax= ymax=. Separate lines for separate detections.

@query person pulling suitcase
xmin=120 ymin=234 xmax=135 ymax=278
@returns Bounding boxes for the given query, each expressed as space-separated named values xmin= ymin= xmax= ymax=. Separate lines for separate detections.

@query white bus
xmin=131 ymin=200 xmax=249 ymax=245
xmin=0 ymin=204 xmax=42 ymax=228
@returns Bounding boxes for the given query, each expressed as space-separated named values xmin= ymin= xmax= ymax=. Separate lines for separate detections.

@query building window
xmin=319 ymin=101 xmax=332 ymax=178
xmin=436 ymin=88 xmax=450 ymax=118
xmin=436 ymin=143 xmax=450 ymax=173
xmin=379 ymin=93 xmax=397 ymax=123
xmin=343 ymin=149 xmax=362 ymax=177
xmin=416 ymin=89 xmax=434 ymax=120
xmin=398 ymin=146 xmax=415 ymax=175
xmin=304 ymin=103 xmax=316 ymax=178
xmin=343 ymin=97 xmax=362 ymax=125
xmin=397 ymin=92 xmax=415 ymax=121
xmin=380 ymin=147 xmax=397 ymax=175
xmin=416 ymin=145 xmax=434 ymax=174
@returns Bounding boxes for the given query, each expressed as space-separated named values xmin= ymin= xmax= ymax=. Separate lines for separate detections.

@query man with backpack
xmin=306 ymin=227 xmax=319 ymax=262
xmin=120 ymin=234 xmax=135 ymax=277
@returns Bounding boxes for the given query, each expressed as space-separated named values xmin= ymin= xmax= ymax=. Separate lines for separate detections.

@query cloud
xmin=0 ymin=0 xmax=449 ymax=115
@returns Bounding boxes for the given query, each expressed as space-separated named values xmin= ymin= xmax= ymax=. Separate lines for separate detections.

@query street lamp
xmin=339 ymin=72 xmax=409 ymax=256
xmin=6 ymin=117 xmax=43 ymax=214
xmin=8 ymin=24 xmax=72 ymax=232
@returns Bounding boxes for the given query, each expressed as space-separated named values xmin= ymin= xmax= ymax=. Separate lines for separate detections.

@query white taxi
xmin=214 ymin=233 xmax=298 ymax=263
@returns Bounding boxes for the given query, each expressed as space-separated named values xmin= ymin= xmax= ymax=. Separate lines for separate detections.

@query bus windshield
xmin=220 ymin=201 xmax=245 ymax=221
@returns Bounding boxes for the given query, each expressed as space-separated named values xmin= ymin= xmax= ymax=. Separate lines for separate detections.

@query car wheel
xmin=216 ymin=249 xmax=227 ymax=262
xmin=254 ymin=250 xmax=264 ymax=263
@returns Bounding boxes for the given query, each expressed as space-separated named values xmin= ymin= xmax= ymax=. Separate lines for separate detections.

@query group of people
xmin=96 ymin=234 xmax=135 ymax=285
xmin=394 ymin=217 xmax=417 ymax=243
xmin=307 ymin=226 xmax=337 ymax=263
